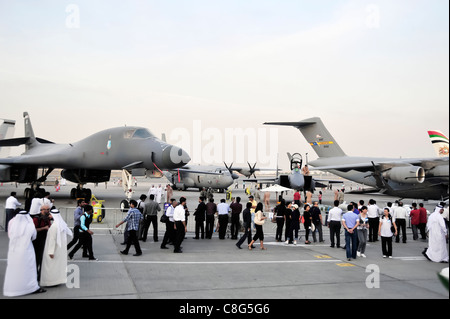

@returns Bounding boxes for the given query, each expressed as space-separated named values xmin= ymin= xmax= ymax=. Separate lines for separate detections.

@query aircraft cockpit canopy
xmin=124 ymin=128 xmax=155 ymax=139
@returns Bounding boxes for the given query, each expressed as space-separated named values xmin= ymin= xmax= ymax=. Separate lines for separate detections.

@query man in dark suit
xmin=193 ymin=197 xmax=206 ymax=239
xmin=235 ymin=202 xmax=253 ymax=249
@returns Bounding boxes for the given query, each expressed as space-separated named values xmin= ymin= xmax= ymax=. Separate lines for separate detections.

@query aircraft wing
xmin=243 ymin=178 xmax=278 ymax=184
xmin=0 ymin=137 xmax=55 ymax=147
xmin=167 ymin=167 xmax=222 ymax=175
xmin=310 ymin=158 xmax=449 ymax=172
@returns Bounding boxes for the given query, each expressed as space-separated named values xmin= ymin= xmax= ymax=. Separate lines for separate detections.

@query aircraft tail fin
xmin=0 ymin=118 xmax=16 ymax=157
xmin=428 ymin=130 xmax=449 ymax=157
xmin=23 ymin=112 xmax=38 ymax=150
xmin=265 ymin=117 xmax=347 ymax=158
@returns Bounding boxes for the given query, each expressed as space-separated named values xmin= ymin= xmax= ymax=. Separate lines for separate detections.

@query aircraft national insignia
xmin=310 ymin=141 xmax=334 ymax=146
xmin=439 ymin=146 xmax=449 ymax=156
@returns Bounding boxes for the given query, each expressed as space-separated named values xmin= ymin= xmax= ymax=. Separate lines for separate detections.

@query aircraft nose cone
xmin=289 ymin=173 xmax=305 ymax=190
xmin=162 ymin=146 xmax=191 ymax=168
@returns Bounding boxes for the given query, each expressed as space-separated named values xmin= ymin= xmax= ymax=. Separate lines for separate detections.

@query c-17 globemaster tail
xmin=264 ymin=117 xmax=346 ymax=158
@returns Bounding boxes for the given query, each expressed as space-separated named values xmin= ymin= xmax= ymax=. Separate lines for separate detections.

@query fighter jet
xmin=0 ymin=112 xmax=191 ymax=202
xmin=244 ymin=152 xmax=340 ymax=192
xmin=265 ymin=117 xmax=449 ymax=200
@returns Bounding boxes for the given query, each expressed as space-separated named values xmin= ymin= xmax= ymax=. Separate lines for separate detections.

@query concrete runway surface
xmin=0 ymin=178 xmax=448 ymax=300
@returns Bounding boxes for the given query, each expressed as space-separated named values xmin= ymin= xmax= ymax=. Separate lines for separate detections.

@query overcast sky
xmin=0 ymin=0 xmax=448 ymax=170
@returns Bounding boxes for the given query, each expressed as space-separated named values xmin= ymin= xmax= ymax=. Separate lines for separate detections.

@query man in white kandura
xmin=423 ymin=204 xmax=449 ymax=263
xmin=40 ymin=209 xmax=73 ymax=287
xmin=3 ymin=211 xmax=45 ymax=297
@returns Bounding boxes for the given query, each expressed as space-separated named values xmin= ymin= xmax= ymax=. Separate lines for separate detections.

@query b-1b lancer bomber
xmin=0 ymin=112 xmax=191 ymax=202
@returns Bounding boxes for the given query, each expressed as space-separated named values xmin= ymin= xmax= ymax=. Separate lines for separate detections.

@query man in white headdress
xmin=40 ymin=209 xmax=73 ymax=287
xmin=156 ymin=185 xmax=163 ymax=204
xmin=423 ymin=205 xmax=449 ymax=263
xmin=3 ymin=211 xmax=45 ymax=297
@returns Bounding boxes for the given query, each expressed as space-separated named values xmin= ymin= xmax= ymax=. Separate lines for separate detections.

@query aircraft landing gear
xmin=70 ymin=185 xmax=92 ymax=201
xmin=120 ymin=170 xmax=134 ymax=212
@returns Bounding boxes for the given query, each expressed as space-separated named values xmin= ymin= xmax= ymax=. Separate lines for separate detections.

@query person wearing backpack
xmin=378 ymin=208 xmax=398 ymax=258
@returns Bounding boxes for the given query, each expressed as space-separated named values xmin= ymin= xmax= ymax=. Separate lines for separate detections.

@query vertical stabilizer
xmin=23 ymin=112 xmax=37 ymax=150
xmin=0 ymin=118 xmax=16 ymax=157
xmin=264 ymin=117 xmax=346 ymax=158
xmin=428 ymin=130 xmax=449 ymax=157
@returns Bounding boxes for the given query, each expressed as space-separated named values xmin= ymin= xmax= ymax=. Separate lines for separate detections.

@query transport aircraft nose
xmin=162 ymin=145 xmax=191 ymax=168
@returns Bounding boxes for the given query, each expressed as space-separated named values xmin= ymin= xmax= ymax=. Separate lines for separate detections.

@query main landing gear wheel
xmin=70 ymin=187 xmax=92 ymax=202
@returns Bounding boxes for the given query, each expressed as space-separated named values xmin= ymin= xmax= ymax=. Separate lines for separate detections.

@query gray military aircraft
xmin=162 ymin=164 xmax=239 ymax=192
xmin=244 ymin=152 xmax=339 ymax=192
xmin=265 ymin=117 xmax=449 ymax=200
xmin=0 ymin=112 xmax=191 ymax=202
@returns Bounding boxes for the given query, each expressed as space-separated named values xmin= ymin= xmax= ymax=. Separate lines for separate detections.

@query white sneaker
xmin=357 ymin=251 xmax=361 ymax=257
xmin=361 ymin=254 xmax=367 ymax=258
xmin=285 ymin=240 xmax=289 ymax=245
xmin=388 ymin=256 xmax=393 ymax=259
xmin=383 ymin=255 xmax=387 ymax=258
xmin=294 ymin=240 xmax=297 ymax=245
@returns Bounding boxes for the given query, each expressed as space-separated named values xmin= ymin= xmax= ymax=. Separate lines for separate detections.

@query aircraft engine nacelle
xmin=0 ymin=165 xmax=11 ymax=182
xmin=0 ymin=165 xmax=38 ymax=183
xmin=175 ymin=182 xmax=186 ymax=191
xmin=61 ymin=169 xmax=111 ymax=184
xmin=382 ymin=166 xmax=425 ymax=184
xmin=427 ymin=165 xmax=449 ymax=181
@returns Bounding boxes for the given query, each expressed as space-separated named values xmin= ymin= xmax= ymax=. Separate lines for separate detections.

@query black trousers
xmin=381 ymin=236 xmax=393 ymax=256
xmin=67 ymin=225 xmax=81 ymax=250
xmin=236 ymin=222 xmax=252 ymax=247
xmin=275 ymin=218 xmax=284 ymax=241
xmin=5 ymin=209 xmax=15 ymax=232
xmin=329 ymin=220 xmax=341 ymax=247
xmin=418 ymin=223 xmax=427 ymax=239
xmin=141 ymin=215 xmax=158 ymax=242
xmin=124 ymin=229 xmax=142 ymax=254
xmin=368 ymin=217 xmax=379 ymax=241
xmin=218 ymin=214 xmax=228 ymax=239
xmin=230 ymin=214 xmax=240 ymax=239
xmin=161 ymin=221 xmax=175 ymax=248
xmin=205 ymin=215 xmax=215 ymax=239
xmin=395 ymin=219 xmax=407 ymax=243
xmin=70 ymin=231 xmax=94 ymax=259
xmin=195 ymin=219 xmax=205 ymax=239
xmin=304 ymin=222 xmax=311 ymax=241
xmin=174 ymin=221 xmax=185 ymax=252
xmin=285 ymin=219 xmax=292 ymax=241
xmin=253 ymin=224 xmax=264 ymax=242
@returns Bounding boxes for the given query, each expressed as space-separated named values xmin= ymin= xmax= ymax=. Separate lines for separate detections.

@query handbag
xmin=254 ymin=211 xmax=265 ymax=225
xmin=160 ymin=214 xmax=169 ymax=223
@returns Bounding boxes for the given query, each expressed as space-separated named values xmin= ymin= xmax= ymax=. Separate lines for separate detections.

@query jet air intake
xmin=382 ymin=166 xmax=425 ymax=184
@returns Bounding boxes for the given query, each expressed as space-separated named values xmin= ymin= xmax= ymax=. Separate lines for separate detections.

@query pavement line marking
xmin=336 ymin=263 xmax=356 ymax=267
xmin=392 ymin=256 xmax=428 ymax=261
xmin=314 ymin=255 xmax=332 ymax=259
xmin=64 ymin=259 xmax=342 ymax=265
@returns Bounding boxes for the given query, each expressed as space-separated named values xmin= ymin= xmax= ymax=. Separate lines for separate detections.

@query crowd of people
xmin=2 ymin=188 xmax=449 ymax=298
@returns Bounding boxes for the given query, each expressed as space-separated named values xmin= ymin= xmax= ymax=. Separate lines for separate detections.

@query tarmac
xmin=0 ymin=179 xmax=448 ymax=301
